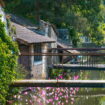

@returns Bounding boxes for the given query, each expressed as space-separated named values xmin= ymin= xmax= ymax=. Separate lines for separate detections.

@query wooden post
xmin=30 ymin=44 xmax=34 ymax=67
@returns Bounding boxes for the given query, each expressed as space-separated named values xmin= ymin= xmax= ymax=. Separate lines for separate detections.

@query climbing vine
xmin=0 ymin=15 xmax=18 ymax=104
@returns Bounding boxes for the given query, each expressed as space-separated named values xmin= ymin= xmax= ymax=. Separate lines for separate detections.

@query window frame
xmin=34 ymin=43 xmax=42 ymax=64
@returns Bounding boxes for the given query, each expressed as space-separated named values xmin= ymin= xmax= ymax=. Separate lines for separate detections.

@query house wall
xmin=18 ymin=44 xmax=31 ymax=78
xmin=31 ymin=43 xmax=48 ymax=79
xmin=18 ymin=43 xmax=49 ymax=79
xmin=18 ymin=44 xmax=30 ymax=69
xmin=40 ymin=20 xmax=59 ymax=64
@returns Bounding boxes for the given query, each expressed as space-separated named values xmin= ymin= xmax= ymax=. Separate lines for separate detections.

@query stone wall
xmin=18 ymin=44 xmax=32 ymax=78
xmin=31 ymin=43 xmax=48 ymax=79
xmin=18 ymin=43 xmax=50 ymax=79
xmin=40 ymin=20 xmax=59 ymax=64
xmin=31 ymin=64 xmax=43 ymax=79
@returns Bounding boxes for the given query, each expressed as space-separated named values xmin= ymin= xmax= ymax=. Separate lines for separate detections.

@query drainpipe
xmin=42 ymin=43 xmax=48 ymax=79
xmin=30 ymin=44 xmax=34 ymax=77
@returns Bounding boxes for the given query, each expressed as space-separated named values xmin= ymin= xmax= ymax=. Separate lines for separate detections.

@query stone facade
xmin=19 ymin=43 xmax=49 ymax=79
xmin=31 ymin=43 xmax=48 ymax=79
xmin=40 ymin=20 xmax=59 ymax=64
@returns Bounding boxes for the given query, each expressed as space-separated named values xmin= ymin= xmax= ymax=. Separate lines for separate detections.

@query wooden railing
xmin=15 ymin=48 xmax=105 ymax=87
xmin=11 ymin=80 xmax=105 ymax=88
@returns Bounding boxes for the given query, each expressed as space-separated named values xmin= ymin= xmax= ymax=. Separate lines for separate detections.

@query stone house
xmin=10 ymin=15 xmax=79 ymax=79
xmin=12 ymin=22 xmax=55 ymax=79
xmin=39 ymin=20 xmax=79 ymax=64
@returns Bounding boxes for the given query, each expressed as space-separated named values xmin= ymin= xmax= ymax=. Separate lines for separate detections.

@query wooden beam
xmin=10 ymin=80 xmax=105 ymax=88
xmin=48 ymin=48 xmax=105 ymax=51
xmin=20 ymin=52 xmax=105 ymax=56
xmin=52 ymin=64 xmax=105 ymax=70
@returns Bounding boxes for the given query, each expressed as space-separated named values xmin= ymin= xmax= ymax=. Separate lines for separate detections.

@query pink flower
xmin=39 ymin=103 xmax=43 ymax=105
xmin=46 ymin=100 xmax=49 ymax=103
xmin=33 ymin=95 xmax=37 ymax=99
xmin=29 ymin=100 xmax=33 ymax=104
xmin=71 ymin=98 xmax=74 ymax=101
xmin=66 ymin=100 xmax=68 ymax=103
xmin=59 ymin=75 xmax=63 ymax=79
xmin=76 ymin=87 xmax=79 ymax=92
xmin=13 ymin=95 xmax=17 ymax=98
xmin=59 ymin=92 xmax=62 ymax=96
xmin=37 ymin=98 xmax=41 ymax=103
xmin=61 ymin=102 xmax=64 ymax=105
xmin=37 ymin=87 xmax=41 ymax=90
xmin=71 ymin=101 xmax=74 ymax=104
xmin=57 ymin=88 xmax=60 ymax=91
xmin=53 ymin=102 xmax=55 ymax=105
xmin=42 ymin=90 xmax=46 ymax=96
xmin=24 ymin=92 xmax=28 ymax=95
xmin=65 ymin=96 xmax=68 ymax=99
xmin=46 ymin=87 xmax=51 ymax=90
xmin=74 ymin=75 xmax=79 ymax=80
xmin=29 ymin=87 xmax=33 ymax=91
xmin=58 ymin=101 xmax=61 ymax=105
xmin=56 ymin=77 xmax=59 ymax=80
xmin=54 ymin=97 xmax=59 ymax=100
xmin=49 ymin=99 xmax=53 ymax=102
xmin=70 ymin=88 xmax=74 ymax=91
xmin=73 ymin=90 xmax=76 ymax=95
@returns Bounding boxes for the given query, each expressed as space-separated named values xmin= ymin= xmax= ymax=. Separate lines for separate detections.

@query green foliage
xmin=0 ymin=17 xmax=18 ymax=104
xmin=15 ymin=64 xmax=29 ymax=79
xmin=49 ymin=69 xmax=68 ymax=79
xmin=69 ymin=27 xmax=80 ymax=47
xmin=50 ymin=69 xmax=63 ymax=79
xmin=5 ymin=0 xmax=105 ymax=46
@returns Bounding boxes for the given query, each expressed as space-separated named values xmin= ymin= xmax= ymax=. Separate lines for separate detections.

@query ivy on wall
xmin=0 ymin=15 xmax=19 ymax=104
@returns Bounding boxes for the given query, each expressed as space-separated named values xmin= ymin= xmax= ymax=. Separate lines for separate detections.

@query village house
xmin=39 ymin=20 xmax=79 ymax=64
xmin=12 ymin=22 xmax=55 ymax=79
xmin=9 ymin=14 xmax=80 ymax=79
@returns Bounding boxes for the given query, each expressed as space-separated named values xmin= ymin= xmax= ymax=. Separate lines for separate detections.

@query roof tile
xmin=12 ymin=22 xmax=55 ymax=44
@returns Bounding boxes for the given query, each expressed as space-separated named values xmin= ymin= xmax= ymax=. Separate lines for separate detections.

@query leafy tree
xmin=0 ymin=15 xmax=18 ymax=104
xmin=5 ymin=0 xmax=105 ymax=46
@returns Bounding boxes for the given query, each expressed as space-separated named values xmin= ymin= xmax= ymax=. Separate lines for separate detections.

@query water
xmin=13 ymin=88 xmax=105 ymax=105
xmin=12 ymin=70 xmax=105 ymax=105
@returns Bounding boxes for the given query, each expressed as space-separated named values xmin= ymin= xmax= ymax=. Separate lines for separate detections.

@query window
xmin=34 ymin=44 xmax=42 ymax=63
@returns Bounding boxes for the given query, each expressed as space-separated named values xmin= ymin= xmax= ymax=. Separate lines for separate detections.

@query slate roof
xmin=10 ymin=14 xmax=35 ymax=27
xmin=57 ymin=42 xmax=80 ymax=54
xmin=12 ymin=22 xmax=55 ymax=44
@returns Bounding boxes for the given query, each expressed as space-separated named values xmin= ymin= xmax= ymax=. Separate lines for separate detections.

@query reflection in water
xmin=14 ymin=88 xmax=105 ymax=105
xmin=74 ymin=96 xmax=102 ymax=105
xmin=13 ymin=70 xmax=105 ymax=105
xmin=70 ymin=70 xmax=105 ymax=80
